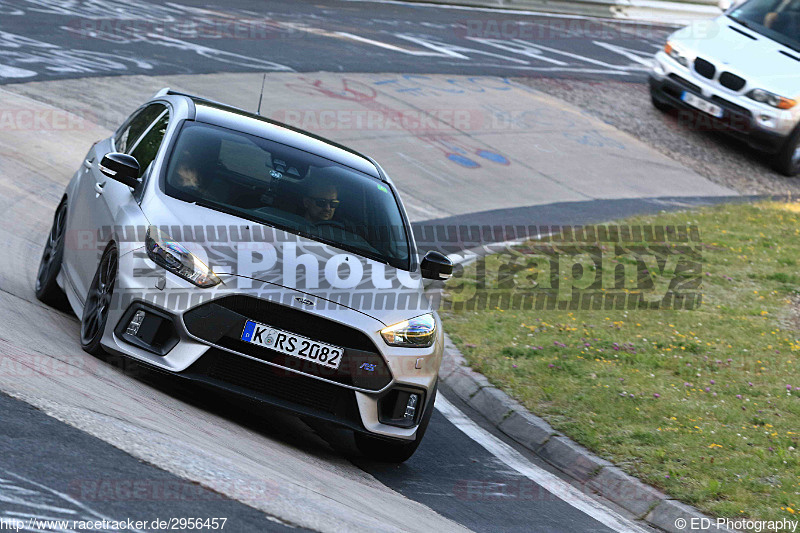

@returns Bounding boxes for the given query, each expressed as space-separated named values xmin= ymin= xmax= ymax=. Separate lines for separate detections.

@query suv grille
xmin=667 ymin=74 xmax=701 ymax=94
xmin=694 ymin=57 xmax=716 ymax=79
xmin=719 ymin=72 xmax=746 ymax=91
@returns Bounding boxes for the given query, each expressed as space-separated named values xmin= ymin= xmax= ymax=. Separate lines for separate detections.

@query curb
xmin=394 ymin=0 xmax=721 ymax=25
xmin=439 ymin=334 xmax=739 ymax=533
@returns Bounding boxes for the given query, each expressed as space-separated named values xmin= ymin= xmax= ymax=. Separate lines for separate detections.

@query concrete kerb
xmin=438 ymin=332 xmax=740 ymax=533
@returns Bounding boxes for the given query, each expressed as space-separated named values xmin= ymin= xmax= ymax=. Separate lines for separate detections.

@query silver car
xmin=35 ymin=89 xmax=453 ymax=462
xmin=649 ymin=0 xmax=800 ymax=175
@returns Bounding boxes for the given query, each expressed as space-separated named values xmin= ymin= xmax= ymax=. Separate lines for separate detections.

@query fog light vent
xmin=404 ymin=394 xmax=419 ymax=420
xmin=126 ymin=310 xmax=146 ymax=336
xmin=378 ymin=388 xmax=425 ymax=428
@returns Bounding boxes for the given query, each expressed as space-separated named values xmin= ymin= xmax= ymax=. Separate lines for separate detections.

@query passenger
xmin=302 ymin=180 xmax=340 ymax=224
xmin=170 ymin=145 xmax=231 ymax=203
xmin=172 ymin=147 xmax=206 ymax=194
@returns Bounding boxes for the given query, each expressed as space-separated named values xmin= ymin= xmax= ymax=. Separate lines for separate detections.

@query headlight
xmin=747 ymin=89 xmax=796 ymax=109
xmin=380 ymin=313 xmax=436 ymax=348
xmin=145 ymin=226 xmax=221 ymax=288
xmin=664 ymin=41 xmax=690 ymax=68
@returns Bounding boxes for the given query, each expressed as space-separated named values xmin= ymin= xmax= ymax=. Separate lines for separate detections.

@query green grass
xmin=441 ymin=202 xmax=800 ymax=522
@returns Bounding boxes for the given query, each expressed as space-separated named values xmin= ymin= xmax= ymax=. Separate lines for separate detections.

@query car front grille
xmin=184 ymin=347 xmax=361 ymax=420
xmin=183 ymin=295 xmax=393 ymax=391
xmin=710 ymin=95 xmax=752 ymax=118
xmin=694 ymin=57 xmax=716 ymax=79
xmin=719 ymin=72 xmax=746 ymax=92
xmin=667 ymin=74 xmax=701 ymax=95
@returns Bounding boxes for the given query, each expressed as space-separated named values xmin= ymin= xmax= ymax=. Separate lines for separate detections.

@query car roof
xmin=158 ymin=90 xmax=381 ymax=179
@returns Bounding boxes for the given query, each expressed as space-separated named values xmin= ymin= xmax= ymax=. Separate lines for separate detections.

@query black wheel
xmin=35 ymin=201 xmax=68 ymax=306
xmin=774 ymin=126 xmax=800 ymax=177
xmin=650 ymin=88 xmax=673 ymax=113
xmin=80 ymin=243 xmax=118 ymax=355
xmin=355 ymin=386 xmax=437 ymax=463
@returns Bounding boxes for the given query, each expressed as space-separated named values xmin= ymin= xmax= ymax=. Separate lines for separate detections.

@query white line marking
xmin=0 ymin=64 xmax=37 ymax=79
xmin=434 ymin=395 xmax=652 ymax=533
xmin=3 ymin=470 xmax=147 ymax=533
xmin=335 ymin=31 xmax=450 ymax=56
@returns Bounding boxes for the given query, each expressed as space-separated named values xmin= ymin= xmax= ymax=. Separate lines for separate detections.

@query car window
xmin=732 ymin=0 xmax=800 ymax=50
xmin=163 ymin=121 xmax=411 ymax=270
xmin=130 ymin=111 xmax=169 ymax=179
xmin=115 ymin=104 xmax=167 ymax=154
xmin=218 ymin=138 xmax=271 ymax=182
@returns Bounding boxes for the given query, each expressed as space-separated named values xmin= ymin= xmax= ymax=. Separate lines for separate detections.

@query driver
xmin=302 ymin=180 xmax=340 ymax=224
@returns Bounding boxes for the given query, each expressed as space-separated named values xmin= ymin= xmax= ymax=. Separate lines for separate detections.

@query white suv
xmin=649 ymin=0 xmax=800 ymax=175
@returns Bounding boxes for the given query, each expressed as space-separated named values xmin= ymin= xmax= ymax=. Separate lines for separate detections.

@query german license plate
xmin=240 ymin=320 xmax=343 ymax=370
xmin=681 ymin=91 xmax=723 ymax=118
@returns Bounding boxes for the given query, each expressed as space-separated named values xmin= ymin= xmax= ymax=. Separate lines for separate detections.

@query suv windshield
xmin=163 ymin=121 xmax=411 ymax=270
xmin=730 ymin=0 xmax=800 ymax=51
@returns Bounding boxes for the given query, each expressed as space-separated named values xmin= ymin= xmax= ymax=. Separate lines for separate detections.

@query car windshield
xmin=730 ymin=0 xmax=800 ymax=51
xmin=163 ymin=121 xmax=411 ymax=270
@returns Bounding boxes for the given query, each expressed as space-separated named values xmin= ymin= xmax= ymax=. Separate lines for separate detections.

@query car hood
xmin=670 ymin=16 xmax=800 ymax=98
xmin=140 ymin=191 xmax=433 ymax=327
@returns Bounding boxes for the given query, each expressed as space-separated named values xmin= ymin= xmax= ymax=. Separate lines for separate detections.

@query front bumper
xmin=99 ymin=249 xmax=442 ymax=441
xmin=649 ymin=53 xmax=794 ymax=154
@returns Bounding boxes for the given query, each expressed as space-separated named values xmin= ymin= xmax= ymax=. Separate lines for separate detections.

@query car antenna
xmin=256 ymin=73 xmax=266 ymax=116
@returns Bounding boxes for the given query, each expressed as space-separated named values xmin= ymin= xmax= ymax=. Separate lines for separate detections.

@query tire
xmin=80 ymin=243 xmax=118 ymax=355
xmin=354 ymin=386 xmax=437 ymax=463
xmin=773 ymin=126 xmax=800 ymax=177
xmin=35 ymin=201 xmax=68 ymax=306
xmin=650 ymin=89 xmax=673 ymax=113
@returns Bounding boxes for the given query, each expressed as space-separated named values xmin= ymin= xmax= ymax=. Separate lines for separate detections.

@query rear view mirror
xmin=100 ymin=153 xmax=140 ymax=189
xmin=420 ymin=251 xmax=454 ymax=281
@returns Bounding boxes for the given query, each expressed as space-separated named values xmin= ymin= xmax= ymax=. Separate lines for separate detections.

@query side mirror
xmin=100 ymin=153 xmax=140 ymax=189
xmin=420 ymin=251 xmax=453 ymax=281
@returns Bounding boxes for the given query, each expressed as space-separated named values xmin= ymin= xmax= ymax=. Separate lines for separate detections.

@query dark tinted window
xmin=731 ymin=0 xmax=800 ymax=50
xmin=163 ymin=121 xmax=411 ymax=270
xmin=115 ymin=104 xmax=166 ymax=153
xmin=130 ymin=112 xmax=169 ymax=178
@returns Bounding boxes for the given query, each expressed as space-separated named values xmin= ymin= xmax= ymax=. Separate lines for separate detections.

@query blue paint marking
xmin=476 ymin=150 xmax=510 ymax=165
xmin=241 ymin=320 xmax=256 ymax=342
xmin=447 ymin=154 xmax=479 ymax=168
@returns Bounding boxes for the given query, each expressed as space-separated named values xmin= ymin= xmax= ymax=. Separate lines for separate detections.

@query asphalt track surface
xmin=0 ymin=0 xmax=673 ymax=83
xmin=0 ymin=1 xmax=739 ymax=532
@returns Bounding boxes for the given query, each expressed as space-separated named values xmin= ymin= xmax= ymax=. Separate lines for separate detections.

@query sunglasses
xmin=311 ymin=198 xmax=340 ymax=208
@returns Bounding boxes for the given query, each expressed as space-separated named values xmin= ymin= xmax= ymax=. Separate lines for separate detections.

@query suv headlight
xmin=746 ymin=89 xmax=796 ymax=109
xmin=664 ymin=41 xmax=690 ymax=68
xmin=145 ymin=226 xmax=221 ymax=288
xmin=380 ymin=313 xmax=436 ymax=348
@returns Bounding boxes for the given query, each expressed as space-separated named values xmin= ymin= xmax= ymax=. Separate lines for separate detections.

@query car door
xmin=68 ymin=103 xmax=169 ymax=300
